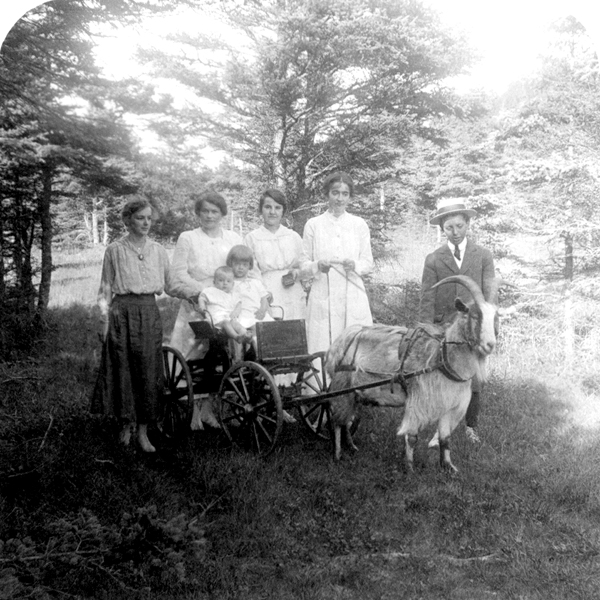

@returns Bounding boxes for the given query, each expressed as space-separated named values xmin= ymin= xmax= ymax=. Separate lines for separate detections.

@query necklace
xmin=126 ymin=236 xmax=146 ymax=261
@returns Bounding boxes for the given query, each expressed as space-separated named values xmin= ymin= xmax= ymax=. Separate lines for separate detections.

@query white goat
xmin=325 ymin=275 xmax=501 ymax=471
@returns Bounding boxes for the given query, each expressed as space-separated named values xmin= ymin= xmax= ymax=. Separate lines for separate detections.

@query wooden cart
xmin=160 ymin=318 xmax=387 ymax=456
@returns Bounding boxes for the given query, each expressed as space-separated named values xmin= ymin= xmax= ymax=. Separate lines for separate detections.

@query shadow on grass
xmin=1 ymin=302 xmax=600 ymax=599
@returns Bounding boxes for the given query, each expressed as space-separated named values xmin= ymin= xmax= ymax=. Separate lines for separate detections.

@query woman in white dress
xmin=167 ymin=191 xmax=243 ymax=427
xmin=301 ymin=172 xmax=374 ymax=354
xmin=244 ymin=189 xmax=306 ymax=322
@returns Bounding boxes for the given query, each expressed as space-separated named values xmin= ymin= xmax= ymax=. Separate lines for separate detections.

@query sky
xmin=2 ymin=0 xmax=600 ymax=94
xmin=423 ymin=0 xmax=600 ymax=92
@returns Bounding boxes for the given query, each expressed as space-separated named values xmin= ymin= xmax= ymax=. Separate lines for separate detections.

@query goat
xmin=325 ymin=275 xmax=501 ymax=472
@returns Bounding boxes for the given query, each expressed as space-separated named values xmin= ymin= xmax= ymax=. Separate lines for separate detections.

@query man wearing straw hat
xmin=420 ymin=197 xmax=496 ymax=445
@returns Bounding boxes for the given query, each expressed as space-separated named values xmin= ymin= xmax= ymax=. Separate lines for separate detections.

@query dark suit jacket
xmin=419 ymin=240 xmax=495 ymax=324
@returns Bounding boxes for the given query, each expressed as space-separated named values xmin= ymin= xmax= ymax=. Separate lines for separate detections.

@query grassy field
xmin=1 ymin=232 xmax=600 ymax=599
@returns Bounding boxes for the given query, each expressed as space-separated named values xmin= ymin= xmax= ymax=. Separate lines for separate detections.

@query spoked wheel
xmin=296 ymin=359 xmax=359 ymax=441
xmin=296 ymin=364 xmax=331 ymax=440
xmin=218 ymin=361 xmax=283 ymax=456
xmin=160 ymin=346 xmax=194 ymax=439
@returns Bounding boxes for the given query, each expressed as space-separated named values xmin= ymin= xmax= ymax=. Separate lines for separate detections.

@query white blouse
xmin=167 ymin=227 xmax=243 ymax=300
xmin=244 ymin=225 xmax=303 ymax=273
xmin=302 ymin=211 xmax=374 ymax=277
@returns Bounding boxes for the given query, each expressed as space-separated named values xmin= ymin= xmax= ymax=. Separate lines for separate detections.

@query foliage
xmin=139 ymin=0 xmax=474 ymax=209
xmin=0 ymin=0 xmax=190 ymax=335
xmin=0 ymin=506 xmax=206 ymax=598
xmin=490 ymin=16 xmax=600 ymax=281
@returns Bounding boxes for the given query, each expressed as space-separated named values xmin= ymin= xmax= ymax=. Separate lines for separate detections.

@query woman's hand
xmin=191 ymin=294 xmax=206 ymax=316
xmin=318 ymin=260 xmax=331 ymax=273
xmin=342 ymin=259 xmax=355 ymax=272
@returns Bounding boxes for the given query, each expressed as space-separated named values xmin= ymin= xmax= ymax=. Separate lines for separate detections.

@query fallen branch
xmin=39 ymin=415 xmax=54 ymax=450
xmin=86 ymin=560 xmax=140 ymax=593
xmin=332 ymin=550 xmax=506 ymax=565
xmin=1 ymin=375 xmax=43 ymax=384
xmin=0 ymin=550 xmax=101 ymax=563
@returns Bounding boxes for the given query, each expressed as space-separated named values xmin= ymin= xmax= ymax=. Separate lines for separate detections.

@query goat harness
xmin=334 ymin=325 xmax=473 ymax=395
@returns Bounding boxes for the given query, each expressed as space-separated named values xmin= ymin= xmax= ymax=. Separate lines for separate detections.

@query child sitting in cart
xmin=226 ymin=245 xmax=274 ymax=349
xmin=197 ymin=266 xmax=252 ymax=344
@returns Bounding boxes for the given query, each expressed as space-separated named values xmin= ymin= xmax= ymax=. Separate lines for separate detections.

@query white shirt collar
xmin=447 ymin=238 xmax=468 ymax=266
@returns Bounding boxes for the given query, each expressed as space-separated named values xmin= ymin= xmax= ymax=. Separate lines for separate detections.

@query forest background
xmin=1 ymin=0 xmax=600 ymax=353
xmin=1 ymin=1 xmax=600 ymax=598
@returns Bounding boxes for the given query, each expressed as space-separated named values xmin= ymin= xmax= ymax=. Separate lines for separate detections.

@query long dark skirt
xmin=92 ymin=294 xmax=163 ymax=423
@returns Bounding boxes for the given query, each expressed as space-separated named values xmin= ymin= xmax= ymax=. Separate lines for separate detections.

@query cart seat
xmin=255 ymin=319 xmax=311 ymax=361
xmin=189 ymin=320 xmax=222 ymax=341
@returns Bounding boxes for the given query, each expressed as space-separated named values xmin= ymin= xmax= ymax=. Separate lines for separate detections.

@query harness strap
xmin=338 ymin=327 xmax=366 ymax=367
xmin=439 ymin=337 xmax=472 ymax=382
xmin=333 ymin=324 xmax=472 ymax=395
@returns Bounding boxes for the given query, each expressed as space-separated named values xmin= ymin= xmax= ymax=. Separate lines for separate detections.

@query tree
xmin=140 ymin=0 xmax=474 ymax=210
xmin=0 ymin=0 xmax=184 ymax=326
xmin=497 ymin=16 xmax=600 ymax=279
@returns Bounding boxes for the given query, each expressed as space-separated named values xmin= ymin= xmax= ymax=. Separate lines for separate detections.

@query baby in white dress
xmin=198 ymin=266 xmax=251 ymax=343
xmin=226 ymin=245 xmax=274 ymax=348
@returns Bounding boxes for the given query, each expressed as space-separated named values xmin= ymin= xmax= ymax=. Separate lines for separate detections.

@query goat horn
xmin=431 ymin=275 xmax=486 ymax=306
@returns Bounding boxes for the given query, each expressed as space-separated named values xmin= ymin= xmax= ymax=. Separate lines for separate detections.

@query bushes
xmin=0 ymin=506 xmax=207 ymax=598
xmin=0 ymin=299 xmax=42 ymax=362
xmin=367 ymin=279 xmax=421 ymax=327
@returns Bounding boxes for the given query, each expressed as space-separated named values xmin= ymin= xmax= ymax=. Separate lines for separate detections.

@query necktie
xmin=453 ymin=244 xmax=461 ymax=260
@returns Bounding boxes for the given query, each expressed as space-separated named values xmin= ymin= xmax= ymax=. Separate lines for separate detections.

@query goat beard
xmin=474 ymin=356 xmax=488 ymax=385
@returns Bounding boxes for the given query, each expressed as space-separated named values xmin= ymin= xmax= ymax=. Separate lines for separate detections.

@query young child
xmin=198 ymin=266 xmax=251 ymax=343
xmin=227 ymin=245 xmax=297 ymax=424
xmin=226 ymin=245 xmax=274 ymax=345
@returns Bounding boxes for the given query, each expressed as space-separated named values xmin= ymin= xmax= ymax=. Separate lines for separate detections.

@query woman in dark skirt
xmin=92 ymin=198 xmax=170 ymax=452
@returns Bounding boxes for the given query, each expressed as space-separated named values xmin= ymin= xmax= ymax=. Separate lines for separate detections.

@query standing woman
xmin=244 ymin=189 xmax=306 ymax=321
xmin=301 ymin=172 xmax=374 ymax=354
xmin=92 ymin=198 xmax=170 ymax=453
xmin=166 ymin=191 xmax=243 ymax=427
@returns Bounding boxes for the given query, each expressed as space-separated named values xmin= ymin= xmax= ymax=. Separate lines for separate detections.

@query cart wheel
xmin=296 ymin=364 xmax=359 ymax=440
xmin=160 ymin=346 xmax=194 ymax=439
xmin=218 ymin=361 xmax=283 ymax=456
xmin=295 ymin=356 xmax=331 ymax=439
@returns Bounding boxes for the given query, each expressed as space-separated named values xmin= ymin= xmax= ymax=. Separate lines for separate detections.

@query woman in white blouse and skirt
xmin=91 ymin=199 xmax=170 ymax=453
xmin=301 ymin=172 xmax=374 ymax=354
xmin=166 ymin=191 xmax=243 ymax=427
xmin=244 ymin=189 xmax=306 ymax=322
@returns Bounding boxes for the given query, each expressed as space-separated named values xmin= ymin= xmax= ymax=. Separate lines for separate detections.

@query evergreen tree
xmin=140 ymin=0 xmax=474 ymax=210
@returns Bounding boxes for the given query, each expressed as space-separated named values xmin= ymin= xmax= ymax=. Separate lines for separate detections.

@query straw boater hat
xmin=429 ymin=198 xmax=477 ymax=226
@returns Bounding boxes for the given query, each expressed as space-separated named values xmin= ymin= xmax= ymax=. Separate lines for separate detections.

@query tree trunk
xmin=37 ymin=162 xmax=54 ymax=316
xmin=563 ymin=283 xmax=574 ymax=367
xmin=563 ymin=231 xmax=574 ymax=281
xmin=273 ymin=127 xmax=285 ymax=190
xmin=12 ymin=177 xmax=36 ymax=313
xmin=91 ymin=198 xmax=100 ymax=245
xmin=102 ymin=205 xmax=108 ymax=245
xmin=0 ymin=204 xmax=5 ymax=304
xmin=562 ymin=231 xmax=574 ymax=366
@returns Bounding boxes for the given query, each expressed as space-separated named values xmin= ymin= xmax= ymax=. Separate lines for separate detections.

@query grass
xmin=1 ymin=239 xmax=600 ymax=599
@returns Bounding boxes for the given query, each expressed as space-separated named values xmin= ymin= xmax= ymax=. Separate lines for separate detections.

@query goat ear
xmin=455 ymin=298 xmax=469 ymax=313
